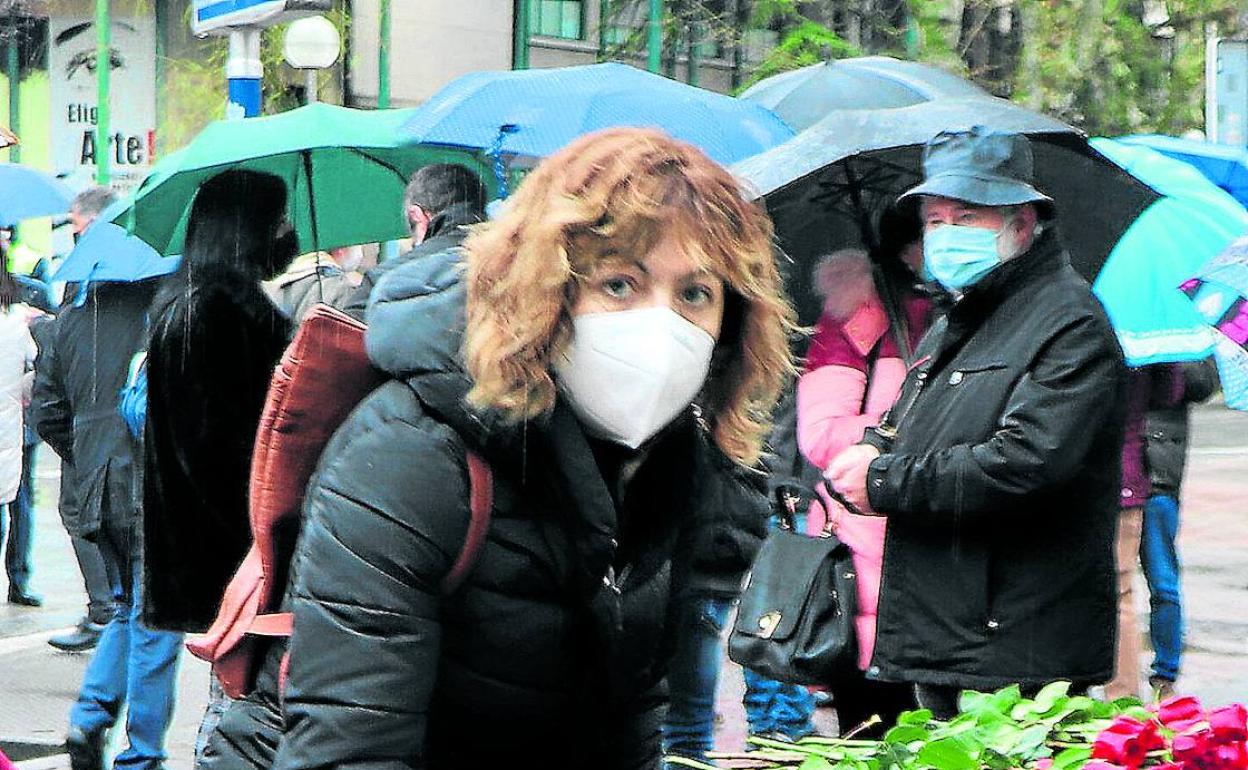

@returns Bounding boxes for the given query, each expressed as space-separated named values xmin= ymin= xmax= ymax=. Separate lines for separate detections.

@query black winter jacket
xmin=33 ymin=281 xmax=157 ymax=538
xmin=341 ymin=202 xmax=483 ymax=320
xmin=142 ymin=270 xmax=292 ymax=632
xmin=1145 ymin=359 xmax=1218 ymax=499
xmin=863 ymin=231 xmax=1127 ymax=691
xmin=206 ymin=248 xmax=767 ymax=770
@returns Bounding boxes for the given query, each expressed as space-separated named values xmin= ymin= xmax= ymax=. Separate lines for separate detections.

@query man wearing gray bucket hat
xmin=826 ymin=126 xmax=1128 ymax=716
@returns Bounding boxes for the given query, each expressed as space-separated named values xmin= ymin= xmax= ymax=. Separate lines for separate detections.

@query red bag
xmin=186 ymin=304 xmax=493 ymax=698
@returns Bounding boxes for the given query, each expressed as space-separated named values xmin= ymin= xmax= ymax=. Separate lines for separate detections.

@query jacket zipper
xmin=876 ymin=369 xmax=928 ymax=440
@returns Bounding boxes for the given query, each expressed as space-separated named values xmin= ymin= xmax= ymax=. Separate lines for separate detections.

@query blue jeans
xmin=663 ymin=595 xmax=733 ymax=762
xmin=741 ymin=512 xmax=815 ymax=741
xmin=1 ymin=443 xmax=35 ymax=593
xmin=1140 ymin=494 xmax=1183 ymax=682
xmin=70 ymin=521 xmax=184 ymax=770
xmin=742 ymin=668 xmax=816 ymax=739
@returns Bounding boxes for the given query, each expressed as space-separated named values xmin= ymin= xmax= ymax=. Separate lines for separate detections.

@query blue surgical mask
xmin=922 ymin=224 xmax=1005 ymax=292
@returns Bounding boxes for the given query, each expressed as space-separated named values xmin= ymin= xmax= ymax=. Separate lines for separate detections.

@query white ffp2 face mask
xmin=554 ymin=306 xmax=717 ymax=449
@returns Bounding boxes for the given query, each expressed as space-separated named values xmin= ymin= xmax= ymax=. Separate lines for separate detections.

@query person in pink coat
xmin=796 ymin=214 xmax=933 ymax=734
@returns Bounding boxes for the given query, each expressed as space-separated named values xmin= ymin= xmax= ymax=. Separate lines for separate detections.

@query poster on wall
xmin=48 ymin=16 xmax=156 ymax=194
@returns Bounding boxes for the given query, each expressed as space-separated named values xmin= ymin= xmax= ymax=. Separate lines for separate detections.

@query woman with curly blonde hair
xmin=204 ymin=128 xmax=795 ymax=770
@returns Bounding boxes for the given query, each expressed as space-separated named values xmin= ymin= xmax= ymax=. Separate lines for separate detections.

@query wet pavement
xmin=1 ymin=403 xmax=1246 ymax=766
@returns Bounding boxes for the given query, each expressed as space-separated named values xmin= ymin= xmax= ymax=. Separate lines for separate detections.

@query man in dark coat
xmin=828 ymin=127 xmax=1127 ymax=718
xmin=33 ymin=187 xmax=125 ymax=651
xmin=33 ymin=275 xmax=185 ymax=770
xmin=341 ymin=162 xmax=486 ymax=320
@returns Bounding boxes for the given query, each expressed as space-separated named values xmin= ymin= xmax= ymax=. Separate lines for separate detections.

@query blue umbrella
xmin=1117 ymin=134 xmax=1248 ymax=209
xmin=738 ymin=55 xmax=989 ymax=131
xmin=54 ymin=200 xmax=180 ymax=284
xmin=1181 ymin=236 xmax=1248 ymax=410
xmin=400 ymin=62 xmax=794 ymax=167
xmin=0 ymin=163 xmax=74 ymax=226
xmin=1090 ymin=138 xmax=1248 ymax=366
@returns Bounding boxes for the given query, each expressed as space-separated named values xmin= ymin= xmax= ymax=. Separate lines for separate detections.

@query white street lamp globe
xmin=283 ymin=16 xmax=341 ymax=70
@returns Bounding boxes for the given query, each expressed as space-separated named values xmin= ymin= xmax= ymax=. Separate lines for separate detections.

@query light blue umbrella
xmin=54 ymin=200 xmax=180 ymax=284
xmin=1117 ymin=134 xmax=1248 ymax=209
xmin=1181 ymin=236 xmax=1248 ymax=410
xmin=0 ymin=163 xmax=74 ymax=226
xmin=401 ymin=62 xmax=795 ymax=167
xmin=1090 ymin=138 xmax=1248 ymax=366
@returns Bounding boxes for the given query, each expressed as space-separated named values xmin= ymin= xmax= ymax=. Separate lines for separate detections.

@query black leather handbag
xmin=728 ymin=484 xmax=859 ymax=686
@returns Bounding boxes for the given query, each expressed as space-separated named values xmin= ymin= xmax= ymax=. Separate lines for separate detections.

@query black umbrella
xmin=738 ymin=56 xmax=990 ymax=131
xmin=732 ymin=97 xmax=1161 ymax=327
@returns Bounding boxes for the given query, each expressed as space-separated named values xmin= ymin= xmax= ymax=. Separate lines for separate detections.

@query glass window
xmin=531 ymin=0 xmax=584 ymax=40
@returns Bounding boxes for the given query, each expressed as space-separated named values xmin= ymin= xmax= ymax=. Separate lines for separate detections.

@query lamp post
xmin=283 ymin=15 xmax=341 ymax=104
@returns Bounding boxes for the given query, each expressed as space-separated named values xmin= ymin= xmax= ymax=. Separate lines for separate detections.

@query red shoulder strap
xmin=441 ymin=450 xmax=493 ymax=595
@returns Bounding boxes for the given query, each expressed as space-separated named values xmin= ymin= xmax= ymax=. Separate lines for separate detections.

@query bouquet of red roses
xmin=1083 ymin=697 xmax=1248 ymax=770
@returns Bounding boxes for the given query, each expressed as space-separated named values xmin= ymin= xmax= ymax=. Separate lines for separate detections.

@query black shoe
xmin=49 ymin=620 xmax=106 ymax=652
xmin=7 ymin=587 xmax=42 ymax=607
xmin=65 ymin=725 xmax=106 ymax=770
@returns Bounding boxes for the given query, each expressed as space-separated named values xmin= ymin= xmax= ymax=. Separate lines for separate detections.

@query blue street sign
xmin=192 ymin=0 xmax=331 ymax=37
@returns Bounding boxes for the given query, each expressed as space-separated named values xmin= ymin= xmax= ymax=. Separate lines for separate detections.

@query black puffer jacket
xmin=206 ymin=248 xmax=767 ymax=770
xmin=340 ymin=202 xmax=483 ymax=320
xmin=864 ymin=230 xmax=1127 ymax=691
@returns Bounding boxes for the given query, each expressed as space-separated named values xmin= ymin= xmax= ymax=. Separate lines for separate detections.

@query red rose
xmin=1159 ymin=696 xmax=1206 ymax=733
xmin=1213 ymin=741 xmax=1248 ymax=770
xmin=1174 ymin=727 xmax=1218 ymax=769
xmin=1210 ymin=705 xmax=1248 ymax=743
xmin=1093 ymin=716 xmax=1159 ymax=769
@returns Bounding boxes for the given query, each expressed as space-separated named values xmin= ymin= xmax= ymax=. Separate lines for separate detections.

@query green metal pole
xmin=378 ymin=0 xmax=391 ymax=108
xmin=513 ymin=0 xmax=531 ymax=70
xmin=647 ymin=0 xmax=662 ymax=73
xmin=598 ymin=0 xmax=610 ymax=61
xmin=95 ymin=0 xmax=110 ymax=185
xmin=6 ymin=15 xmax=19 ymax=164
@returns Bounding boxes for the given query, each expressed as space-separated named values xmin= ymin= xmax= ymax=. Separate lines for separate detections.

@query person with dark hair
xmin=0 ymin=247 xmax=38 ymax=608
xmin=342 ymin=163 xmax=487 ymax=319
xmin=140 ymin=169 xmax=296 ymax=768
xmin=143 ymin=168 xmax=297 ymax=632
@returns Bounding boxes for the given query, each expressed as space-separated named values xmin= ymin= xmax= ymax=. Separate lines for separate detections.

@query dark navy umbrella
xmin=0 ymin=163 xmax=74 ymax=226
xmin=1117 ymin=134 xmax=1248 ymax=210
xmin=733 ymin=97 xmax=1159 ymax=326
xmin=54 ymin=200 xmax=179 ymax=285
xmin=400 ymin=62 xmax=795 ymax=167
xmin=738 ymin=56 xmax=989 ymax=131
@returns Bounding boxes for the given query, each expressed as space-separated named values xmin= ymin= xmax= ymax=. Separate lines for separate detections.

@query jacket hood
xmin=365 ymin=247 xmax=521 ymax=457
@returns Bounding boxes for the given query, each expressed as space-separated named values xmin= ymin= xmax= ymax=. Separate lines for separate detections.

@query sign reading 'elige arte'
xmin=48 ymin=16 xmax=156 ymax=191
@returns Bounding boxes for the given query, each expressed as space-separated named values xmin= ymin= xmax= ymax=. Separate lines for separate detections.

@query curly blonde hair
xmin=463 ymin=128 xmax=795 ymax=467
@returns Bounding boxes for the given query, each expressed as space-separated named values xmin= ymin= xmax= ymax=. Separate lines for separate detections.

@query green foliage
xmin=721 ymin=681 xmax=1146 ymax=770
xmin=161 ymin=3 xmax=351 ymax=152
xmin=745 ymin=19 xmax=861 ymax=85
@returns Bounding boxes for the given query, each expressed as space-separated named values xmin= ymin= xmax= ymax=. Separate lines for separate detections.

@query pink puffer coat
xmin=796 ymin=250 xmax=930 ymax=671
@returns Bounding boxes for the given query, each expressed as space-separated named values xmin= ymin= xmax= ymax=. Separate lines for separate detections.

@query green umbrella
xmin=115 ymin=103 xmax=492 ymax=255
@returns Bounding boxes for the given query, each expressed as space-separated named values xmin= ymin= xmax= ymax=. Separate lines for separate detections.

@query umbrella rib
xmin=347 ymin=147 xmax=409 ymax=183
xmin=303 ymin=151 xmax=320 ymax=250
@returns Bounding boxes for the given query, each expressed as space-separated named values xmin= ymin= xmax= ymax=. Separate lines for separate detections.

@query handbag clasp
xmin=758 ymin=611 xmax=782 ymax=639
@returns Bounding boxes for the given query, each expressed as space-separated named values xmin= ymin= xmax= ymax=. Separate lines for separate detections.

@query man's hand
xmin=826 ymin=444 xmax=882 ymax=515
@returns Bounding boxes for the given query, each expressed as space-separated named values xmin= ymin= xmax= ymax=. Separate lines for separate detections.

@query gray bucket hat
xmin=898 ymin=125 xmax=1053 ymax=208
